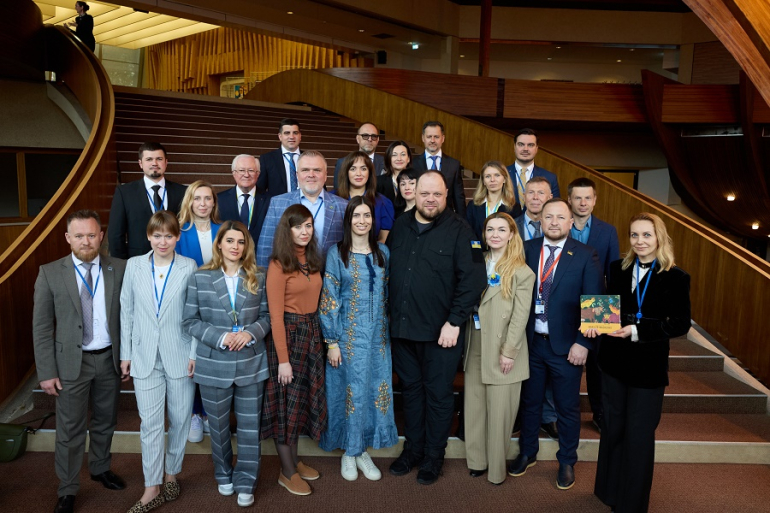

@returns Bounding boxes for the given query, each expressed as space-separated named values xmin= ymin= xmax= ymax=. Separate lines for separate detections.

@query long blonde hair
xmin=472 ymin=161 xmax=516 ymax=207
xmin=483 ymin=212 xmax=526 ymax=299
xmin=178 ymin=180 xmax=221 ymax=230
xmin=201 ymin=220 xmax=260 ymax=294
xmin=621 ymin=212 xmax=675 ymax=272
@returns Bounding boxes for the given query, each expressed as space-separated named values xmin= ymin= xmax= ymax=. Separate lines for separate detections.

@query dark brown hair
xmin=279 ymin=118 xmax=301 ymax=132
xmin=567 ymin=177 xmax=597 ymax=196
xmin=270 ymin=204 xmax=323 ymax=274
xmin=138 ymin=142 xmax=167 ymax=159
xmin=335 ymin=151 xmax=376 ymax=203
xmin=384 ymin=140 xmax=412 ymax=177
xmin=514 ymin=128 xmax=538 ymax=144
xmin=146 ymin=211 xmax=180 ymax=237
xmin=66 ymin=209 xmax=100 ymax=228
xmin=337 ymin=196 xmax=384 ymax=268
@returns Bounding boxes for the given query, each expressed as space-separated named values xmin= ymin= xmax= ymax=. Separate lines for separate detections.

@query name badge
xmin=232 ymin=325 xmax=243 ymax=333
xmin=473 ymin=314 xmax=481 ymax=330
xmin=535 ymin=298 xmax=545 ymax=315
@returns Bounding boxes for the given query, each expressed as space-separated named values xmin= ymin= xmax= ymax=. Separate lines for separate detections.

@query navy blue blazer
xmin=413 ymin=153 xmax=467 ymax=218
xmin=257 ymin=148 xmax=298 ymax=197
xmin=217 ymin=186 xmax=270 ymax=247
xmin=574 ymin=215 xmax=620 ymax=279
xmin=465 ymin=200 xmax=522 ymax=245
xmin=507 ymin=164 xmax=561 ymax=204
xmin=333 ymin=153 xmax=386 ymax=190
xmin=177 ymin=222 xmax=221 ymax=267
xmin=523 ymin=237 xmax=603 ymax=354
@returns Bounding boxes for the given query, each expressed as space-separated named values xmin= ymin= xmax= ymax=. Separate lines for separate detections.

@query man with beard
xmin=507 ymin=128 xmax=560 ymax=206
xmin=411 ymin=121 xmax=467 ymax=217
xmin=33 ymin=210 xmax=128 ymax=513
xmin=333 ymin=122 xmax=385 ymax=190
xmin=387 ymin=171 xmax=486 ymax=485
xmin=108 ymin=142 xmax=186 ymax=258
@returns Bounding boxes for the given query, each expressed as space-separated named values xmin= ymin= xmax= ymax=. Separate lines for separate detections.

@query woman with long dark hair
xmin=376 ymin=140 xmax=412 ymax=205
xmin=319 ymin=196 xmax=397 ymax=481
xmin=335 ymin=151 xmax=394 ymax=243
xmin=66 ymin=2 xmax=96 ymax=52
xmin=588 ymin=212 xmax=691 ymax=513
xmin=263 ymin=205 xmax=327 ymax=496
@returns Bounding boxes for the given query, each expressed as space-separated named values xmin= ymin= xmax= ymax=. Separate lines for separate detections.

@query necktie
xmin=240 ymin=193 xmax=250 ymax=226
xmin=80 ymin=262 xmax=94 ymax=347
xmin=285 ymin=153 xmax=298 ymax=191
xmin=530 ymin=220 xmax=541 ymax=239
xmin=429 ymin=155 xmax=438 ymax=170
xmin=151 ymin=184 xmax=162 ymax=211
xmin=536 ymin=245 xmax=558 ymax=322
xmin=518 ymin=168 xmax=527 ymax=204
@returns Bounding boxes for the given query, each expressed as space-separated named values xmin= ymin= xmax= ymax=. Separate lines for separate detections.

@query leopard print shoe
xmin=126 ymin=493 xmax=165 ymax=513
xmin=163 ymin=481 xmax=181 ymax=501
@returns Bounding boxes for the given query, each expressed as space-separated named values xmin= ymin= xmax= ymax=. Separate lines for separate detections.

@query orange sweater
xmin=266 ymin=249 xmax=322 ymax=364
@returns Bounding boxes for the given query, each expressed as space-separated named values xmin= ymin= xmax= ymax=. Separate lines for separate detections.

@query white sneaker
xmin=356 ymin=452 xmax=382 ymax=481
xmin=202 ymin=417 xmax=210 ymax=434
xmin=341 ymin=454 xmax=358 ymax=481
xmin=218 ymin=483 xmax=234 ymax=496
xmin=188 ymin=414 xmax=203 ymax=443
xmin=237 ymin=493 xmax=254 ymax=507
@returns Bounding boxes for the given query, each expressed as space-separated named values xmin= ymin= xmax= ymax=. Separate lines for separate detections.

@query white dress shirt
xmin=281 ymin=146 xmax=300 ymax=190
xmin=300 ymin=189 xmax=326 ymax=244
xmin=534 ymin=237 xmax=567 ymax=335
xmin=72 ymin=253 xmax=111 ymax=350
xmin=424 ymin=150 xmax=443 ymax=170
xmin=143 ymin=176 xmax=168 ymax=212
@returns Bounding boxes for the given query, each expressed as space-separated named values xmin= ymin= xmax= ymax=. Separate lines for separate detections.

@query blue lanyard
xmin=223 ymin=271 xmax=240 ymax=313
xmin=74 ymin=263 xmax=101 ymax=298
xmin=306 ymin=196 xmax=324 ymax=221
xmin=151 ymin=254 xmax=175 ymax=318
xmin=523 ymin=218 xmax=533 ymax=240
xmin=635 ymin=257 xmax=656 ymax=322
xmin=485 ymin=199 xmax=502 ymax=218
xmin=146 ymin=187 xmax=167 ymax=213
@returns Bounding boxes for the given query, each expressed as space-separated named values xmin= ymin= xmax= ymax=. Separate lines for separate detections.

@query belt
xmin=534 ymin=332 xmax=550 ymax=340
xmin=83 ymin=346 xmax=112 ymax=355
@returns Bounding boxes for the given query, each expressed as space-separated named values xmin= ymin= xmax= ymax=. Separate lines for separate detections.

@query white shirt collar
xmin=300 ymin=188 xmax=325 ymax=204
xmin=143 ymin=175 xmax=166 ymax=191
xmin=425 ymin=149 xmax=443 ymax=160
xmin=237 ymin=186 xmax=256 ymax=197
xmin=542 ymin=237 xmax=568 ymax=250
xmin=515 ymin=162 xmax=533 ymax=173
xmin=281 ymin=146 xmax=300 ymax=155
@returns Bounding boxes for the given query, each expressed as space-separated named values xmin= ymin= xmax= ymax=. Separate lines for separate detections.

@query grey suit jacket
xmin=32 ymin=254 xmax=126 ymax=382
xmin=119 ymin=252 xmax=198 ymax=379
xmin=182 ymin=268 xmax=271 ymax=388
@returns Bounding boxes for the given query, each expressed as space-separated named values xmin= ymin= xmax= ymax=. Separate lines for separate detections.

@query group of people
xmin=32 ymin=119 xmax=691 ymax=513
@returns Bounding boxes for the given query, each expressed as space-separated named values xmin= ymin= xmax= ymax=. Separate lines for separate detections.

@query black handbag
xmin=0 ymin=412 xmax=54 ymax=462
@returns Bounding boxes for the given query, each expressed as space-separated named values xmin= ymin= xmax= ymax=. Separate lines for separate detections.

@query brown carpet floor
xmin=2 ymin=453 xmax=769 ymax=513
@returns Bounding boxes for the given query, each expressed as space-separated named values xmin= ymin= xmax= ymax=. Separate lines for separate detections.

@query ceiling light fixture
xmin=547 ymin=57 xmax=552 ymax=60
xmin=727 ymin=194 xmax=736 ymax=201
xmin=411 ymin=42 xmax=419 ymax=50
xmin=359 ymin=29 xmax=365 ymax=32
xmin=287 ymin=11 xmax=294 ymax=15
xmin=752 ymin=222 xmax=760 ymax=230
xmin=617 ymin=59 xmax=622 ymax=63
xmin=460 ymin=54 xmax=465 ymax=58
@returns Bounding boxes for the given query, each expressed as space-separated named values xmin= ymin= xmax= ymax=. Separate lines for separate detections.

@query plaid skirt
xmin=261 ymin=311 xmax=327 ymax=444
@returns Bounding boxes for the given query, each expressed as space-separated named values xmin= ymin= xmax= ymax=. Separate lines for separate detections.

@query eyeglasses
xmin=234 ymin=169 xmax=257 ymax=175
xmin=357 ymin=133 xmax=379 ymax=141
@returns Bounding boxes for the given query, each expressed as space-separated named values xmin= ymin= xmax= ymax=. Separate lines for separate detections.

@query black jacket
xmin=387 ymin=208 xmax=486 ymax=342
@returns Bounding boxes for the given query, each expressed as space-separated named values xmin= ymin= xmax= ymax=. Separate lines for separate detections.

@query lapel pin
xmin=107 ymin=266 xmax=113 ymax=271
xmin=567 ymin=251 xmax=573 ymax=256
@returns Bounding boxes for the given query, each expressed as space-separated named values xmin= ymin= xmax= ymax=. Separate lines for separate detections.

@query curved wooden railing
xmin=0 ymin=26 xmax=116 ymax=403
xmin=247 ymin=69 xmax=770 ymax=384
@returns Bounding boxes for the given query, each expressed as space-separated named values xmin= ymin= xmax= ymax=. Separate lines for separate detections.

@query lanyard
xmin=635 ymin=257 xmax=656 ymax=322
xmin=145 ymin=187 xmax=167 ymax=213
xmin=74 ymin=263 xmax=101 ymax=298
xmin=537 ymin=244 xmax=562 ymax=295
xmin=223 ymin=271 xmax=240 ymax=314
xmin=485 ymin=198 xmax=503 ymax=218
xmin=523 ymin=218 xmax=533 ymax=240
xmin=151 ymin=253 xmax=175 ymax=318
xmin=306 ymin=196 xmax=324 ymax=221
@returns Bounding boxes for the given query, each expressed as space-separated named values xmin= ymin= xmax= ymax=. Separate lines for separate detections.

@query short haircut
xmin=422 ymin=121 xmax=445 ymax=134
xmin=297 ymin=150 xmax=326 ymax=170
xmin=542 ymin=197 xmax=571 ymax=215
xmin=567 ymin=177 xmax=597 ymax=196
xmin=231 ymin=154 xmax=258 ymax=171
xmin=66 ymin=209 xmax=100 ymax=229
xmin=514 ymin=128 xmax=538 ymax=144
xmin=526 ymin=176 xmax=551 ymax=191
xmin=417 ymin=169 xmax=448 ymax=189
xmin=279 ymin=118 xmax=301 ymax=132
xmin=358 ymin=122 xmax=378 ymax=134
xmin=145 ymin=210 xmax=180 ymax=237
xmin=138 ymin=142 xmax=167 ymax=159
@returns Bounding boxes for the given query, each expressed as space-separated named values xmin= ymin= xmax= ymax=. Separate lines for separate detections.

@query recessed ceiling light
xmin=556 ymin=46 xmax=561 ymax=49
xmin=617 ymin=59 xmax=622 ymax=63
xmin=752 ymin=222 xmax=760 ymax=230
xmin=547 ymin=57 xmax=552 ymax=60
xmin=630 ymin=49 xmax=635 ymax=52
xmin=287 ymin=11 xmax=293 ymax=15
xmin=411 ymin=43 xmax=419 ymax=50
xmin=727 ymin=194 xmax=736 ymax=201
xmin=460 ymin=54 xmax=465 ymax=58
xmin=359 ymin=29 xmax=365 ymax=33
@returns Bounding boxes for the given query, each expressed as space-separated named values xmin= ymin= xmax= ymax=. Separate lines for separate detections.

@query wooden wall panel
xmin=146 ymin=27 xmax=370 ymax=94
xmin=0 ymin=225 xmax=29 ymax=254
xmin=247 ymin=68 xmax=770 ymax=384
xmin=661 ymin=84 xmax=740 ymax=123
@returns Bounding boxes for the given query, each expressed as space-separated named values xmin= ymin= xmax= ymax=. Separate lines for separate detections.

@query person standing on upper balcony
xmin=412 ymin=121 xmax=467 ymax=218
xmin=257 ymin=119 xmax=302 ymax=197
xmin=108 ymin=142 xmax=186 ymax=259
xmin=66 ymin=2 xmax=95 ymax=52
xmin=507 ymin=128 xmax=560 ymax=207
xmin=333 ymin=122 xmax=386 ymax=190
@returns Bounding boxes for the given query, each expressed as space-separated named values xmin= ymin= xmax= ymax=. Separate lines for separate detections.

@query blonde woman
xmin=465 ymin=161 xmax=522 ymax=245
xmin=464 ymin=212 xmax=534 ymax=485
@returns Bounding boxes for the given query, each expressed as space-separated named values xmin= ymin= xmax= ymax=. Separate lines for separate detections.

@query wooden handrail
xmin=0 ymin=26 xmax=117 ymax=403
xmin=247 ymin=69 xmax=770 ymax=383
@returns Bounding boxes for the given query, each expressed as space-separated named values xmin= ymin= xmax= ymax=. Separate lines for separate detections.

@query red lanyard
xmin=538 ymin=245 xmax=562 ymax=295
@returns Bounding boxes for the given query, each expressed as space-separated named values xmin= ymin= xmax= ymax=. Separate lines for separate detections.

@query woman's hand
xmin=224 ymin=331 xmax=251 ymax=351
xmin=277 ymin=362 xmax=293 ymax=386
xmin=608 ymin=325 xmax=633 ymax=339
xmin=187 ymin=359 xmax=195 ymax=378
xmin=499 ymin=355 xmax=514 ymax=375
xmin=328 ymin=347 xmax=342 ymax=368
xmin=582 ymin=328 xmax=601 ymax=338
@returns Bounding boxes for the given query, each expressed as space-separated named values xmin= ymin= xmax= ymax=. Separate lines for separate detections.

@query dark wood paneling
xmin=0 ymin=0 xmax=44 ymax=80
xmin=661 ymin=84 xmax=740 ymax=123
xmin=0 ymin=224 xmax=29 ymax=254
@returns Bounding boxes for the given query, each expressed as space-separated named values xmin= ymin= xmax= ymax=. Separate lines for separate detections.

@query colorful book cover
xmin=580 ymin=295 xmax=621 ymax=334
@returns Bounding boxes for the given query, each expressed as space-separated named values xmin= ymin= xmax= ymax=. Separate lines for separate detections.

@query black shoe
xmin=507 ymin=454 xmax=537 ymax=477
xmin=592 ymin=416 xmax=602 ymax=433
xmin=556 ymin=463 xmax=575 ymax=490
xmin=90 ymin=470 xmax=126 ymax=490
xmin=541 ymin=422 xmax=559 ymax=440
xmin=54 ymin=495 xmax=75 ymax=513
xmin=469 ymin=468 xmax=487 ymax=478
xmin=389 ymin=448 xmax=424 ymax=476
xmin=416 ymin=458 xmax=443 ymax=485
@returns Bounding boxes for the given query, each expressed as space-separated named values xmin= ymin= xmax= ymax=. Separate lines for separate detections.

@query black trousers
xmin=585 ymin=340 xmax=604 ymax=420
xmin=392 ymin=337 xmax=464 ymax=460
xmin=594 ymin=372 xmax=665 ymax=513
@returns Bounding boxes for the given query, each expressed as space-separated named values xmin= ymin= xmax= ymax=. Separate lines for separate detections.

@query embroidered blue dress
xmin=319 ymin=244 xmax=398 ymax=455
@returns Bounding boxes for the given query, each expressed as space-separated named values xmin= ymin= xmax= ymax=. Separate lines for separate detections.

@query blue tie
xmin=536 ymin=245 xmax=558 ymax=323
xmin=240 ymin=194 xmax=250 ymax=226
xmin=285 ymin=153 xmax=298 ymax=191
xmin=429 ymin=155 xmax=438 ymax=170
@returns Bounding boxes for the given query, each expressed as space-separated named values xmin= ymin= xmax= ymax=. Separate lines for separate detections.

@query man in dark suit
xmin=568 ymin=177 xmax=620 ymax=431
xmin=507 ymin=198 xmax=603 ymax=491
xmin=108 ymin=142 xmax=185 ymax=258
xmin=33 ymin=210 xmax=128 ymax=513
xmin=412 ymin=121 xmax=466 ymax=218
xmin=507 ymin=128 xmax=560 ymax=207
xmin=218 ymin=154 xmax=270 ymax=248
xmin=333 ymin=122 xmax=386 ymax=190
xmin=256 ymin=118 xmax=302 ymax=197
